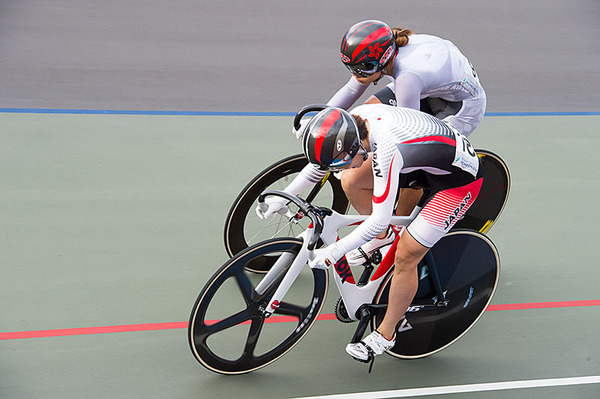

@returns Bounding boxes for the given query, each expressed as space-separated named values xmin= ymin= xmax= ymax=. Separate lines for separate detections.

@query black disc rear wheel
xmin=373 ymin=230 xmax=500 ymax=358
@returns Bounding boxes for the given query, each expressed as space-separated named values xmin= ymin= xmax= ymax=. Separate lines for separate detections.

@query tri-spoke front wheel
xmin=188 ymin=238 xmax=328 ymax=374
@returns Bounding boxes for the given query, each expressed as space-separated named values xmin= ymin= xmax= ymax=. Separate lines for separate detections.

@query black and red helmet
xmin=340 ymin=20 xmax=396 ymax=77
xmin=302 ymin=107 xmax=365 ymax=171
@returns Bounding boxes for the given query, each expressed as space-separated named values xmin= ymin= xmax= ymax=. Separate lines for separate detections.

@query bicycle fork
xmin=256 ymin=232 xmax=311 ymax=317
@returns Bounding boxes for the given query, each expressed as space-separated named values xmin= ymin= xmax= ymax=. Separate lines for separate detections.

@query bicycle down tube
xmin=259 ymin=190 xmax=421 ymax=320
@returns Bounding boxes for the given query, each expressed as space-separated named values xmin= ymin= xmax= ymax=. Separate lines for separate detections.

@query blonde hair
xmin=392 ymin=27 xmax=413 ymax=47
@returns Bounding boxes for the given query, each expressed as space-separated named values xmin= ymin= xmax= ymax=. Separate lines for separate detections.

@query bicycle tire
xmin=189 ymin=238 xmax=328 ymax=375
xmin=452 ymin=149 xmax=510 ymax=233
xmin=223 ymin=154 xmax=349 ymax=272
xmin=372 ymin=230 xmax=500 ymax=359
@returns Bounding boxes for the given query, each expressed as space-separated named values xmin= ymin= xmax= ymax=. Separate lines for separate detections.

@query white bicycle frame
xmin=255 ymin=204 xmax=422 ymax=322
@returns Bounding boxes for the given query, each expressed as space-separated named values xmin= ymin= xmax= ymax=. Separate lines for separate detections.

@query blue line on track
xmin=1 ymin=108 xmax=599 ymax=117
xmin=0 ymin=108 xmax=296 ymax=116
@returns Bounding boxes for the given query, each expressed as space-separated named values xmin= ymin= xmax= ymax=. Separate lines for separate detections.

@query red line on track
xmin=2 ymin=300 xmax=599 ymax=341
xmin=486 ymin=300 xmax=600 ymax=311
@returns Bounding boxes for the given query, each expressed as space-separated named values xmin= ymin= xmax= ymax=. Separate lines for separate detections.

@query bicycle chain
xmin=334 ymin=297 xmax=355 ymax=323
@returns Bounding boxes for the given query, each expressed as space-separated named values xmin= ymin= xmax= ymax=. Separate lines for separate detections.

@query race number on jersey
xmin=452 ymin=132 xmax=479 ymax=177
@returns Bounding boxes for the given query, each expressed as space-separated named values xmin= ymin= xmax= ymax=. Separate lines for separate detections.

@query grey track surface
xmin=1 ymin=0 xmax=599 ymax=113
xmin=2 ymin=113 xmax=600 ymax=399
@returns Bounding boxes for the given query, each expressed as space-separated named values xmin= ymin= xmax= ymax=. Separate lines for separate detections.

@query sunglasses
xmin=345 ymin=61 xmax=379 ymax=78
xmin=322 ymin=145 xmax=369 ymax=172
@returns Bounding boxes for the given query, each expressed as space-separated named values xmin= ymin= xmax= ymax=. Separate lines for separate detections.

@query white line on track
xmin=289 ymin=375 xmax=600 ymax=399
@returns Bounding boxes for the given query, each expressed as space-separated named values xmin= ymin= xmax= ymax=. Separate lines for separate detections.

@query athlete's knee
xmin=340 ymin=162 xmax=372 ymax=193
xmin=340 ymin=170 xmax=359 ymax=193
xmin=393 ymin=233 xmax=429 ymax=274
xmin=393 ymin=248 xmax=421 ymax=275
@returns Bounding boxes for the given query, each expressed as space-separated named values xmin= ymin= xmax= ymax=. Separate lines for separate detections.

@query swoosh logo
xmin=373 ymin=154 xmax=396 ymax=204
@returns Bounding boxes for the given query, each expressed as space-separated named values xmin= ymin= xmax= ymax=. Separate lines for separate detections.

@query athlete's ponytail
xmin=392 ymin=27 xmax=413 ymax=47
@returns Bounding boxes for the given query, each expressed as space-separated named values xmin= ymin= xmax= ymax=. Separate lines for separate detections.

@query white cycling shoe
xmin=346 ymin=330 xmax=396 ymax=363
xmin=346 ymin=228 xmax=396 ymax=266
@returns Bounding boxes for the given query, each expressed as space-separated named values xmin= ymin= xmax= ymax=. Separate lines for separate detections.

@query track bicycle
xmin=189 ymin=189 xmax=501 ymax=375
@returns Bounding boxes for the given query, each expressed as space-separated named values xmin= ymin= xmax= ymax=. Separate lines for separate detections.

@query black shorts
xmin=372 ymin=85 xmax=463 ymax=119
xmin=398 ymin=158 xmax=484 ymax=203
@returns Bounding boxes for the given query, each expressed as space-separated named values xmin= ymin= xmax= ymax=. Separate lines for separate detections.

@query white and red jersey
xmin=327 ymin=34 xmax=486 ymax=136
xmin=288 ymin=104 xmax=481 ymax=252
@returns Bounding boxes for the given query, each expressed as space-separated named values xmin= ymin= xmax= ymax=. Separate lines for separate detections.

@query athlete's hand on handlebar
xmin=256 ymin=196 xmax=289 ymax=219
xmin=308 ymin=243 xmax=344 ymax=270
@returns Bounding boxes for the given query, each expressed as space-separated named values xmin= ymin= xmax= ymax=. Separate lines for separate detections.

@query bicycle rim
xmin=452 ymin=149 xmax=510 ymax=233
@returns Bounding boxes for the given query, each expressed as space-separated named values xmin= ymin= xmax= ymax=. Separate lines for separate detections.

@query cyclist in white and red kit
xmin=289 ymin=104 xmax=483 ymax=364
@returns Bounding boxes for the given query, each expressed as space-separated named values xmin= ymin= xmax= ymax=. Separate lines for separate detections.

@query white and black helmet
xmin=301 ymin=107 xmax=365 ymax=171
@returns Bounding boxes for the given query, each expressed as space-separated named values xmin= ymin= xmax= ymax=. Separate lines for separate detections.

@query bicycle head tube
xmin=258 ymin=190 xmax=325 ymax=250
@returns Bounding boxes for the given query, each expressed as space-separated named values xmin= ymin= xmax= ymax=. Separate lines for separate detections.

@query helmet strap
xmin=372 ymin=73 xmax=385 ymax=86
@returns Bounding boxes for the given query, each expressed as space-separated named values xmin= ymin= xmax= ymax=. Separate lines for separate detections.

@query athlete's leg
xmin=339 ymin=155 xmax=374 ymax=215
xmin=376 ymin=231 xmax=429 ymax=340
xmin=395 ymin=187 xmax=423 ymax=216
xmin=377 ymin=176 xmax=484 ymax=340
xmin=425 ymin=97 xmax=463 ymax=119
xmin=442 ymin=90 xmax=486 ymax=137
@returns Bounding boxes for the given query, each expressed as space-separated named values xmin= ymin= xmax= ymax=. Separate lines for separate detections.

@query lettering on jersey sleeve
xmin=371 ymin=142 xmax=382 ymax=178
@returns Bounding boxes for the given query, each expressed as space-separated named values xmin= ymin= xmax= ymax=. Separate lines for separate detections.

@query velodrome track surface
xmin=1 ymin=1 xmax=599 ymax=398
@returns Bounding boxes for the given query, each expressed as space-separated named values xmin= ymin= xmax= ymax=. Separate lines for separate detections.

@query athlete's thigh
xmin=396 ymin=187 xmax=423 ymax=216
xmin=407 ymin=178 xmax=483 ymax=248
xmin=394 ymin=227 xmax=429 ymax=267
xmin=443 ymin=93 xmax=486 ymax=137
